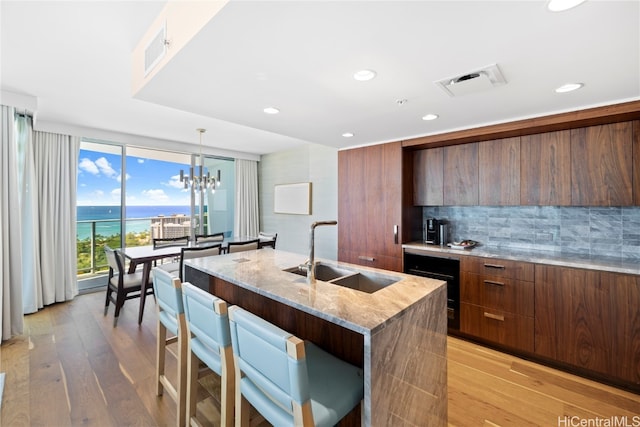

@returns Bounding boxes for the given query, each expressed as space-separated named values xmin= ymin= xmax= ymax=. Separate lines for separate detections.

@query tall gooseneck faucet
xmin=303 ymin=220 xmax=337 ymax=283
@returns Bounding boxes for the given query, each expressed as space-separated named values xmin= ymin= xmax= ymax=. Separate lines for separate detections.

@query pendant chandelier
xmin=179 ymin=128 xmax=221 ymax=192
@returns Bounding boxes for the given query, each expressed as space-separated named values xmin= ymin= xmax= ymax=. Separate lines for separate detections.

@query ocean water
xmin=77 ymin=205 xmax=190 ymax=240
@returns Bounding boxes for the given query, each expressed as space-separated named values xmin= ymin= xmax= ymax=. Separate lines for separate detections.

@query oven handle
xmin=406 ymin=269 xmax=454 ymax=282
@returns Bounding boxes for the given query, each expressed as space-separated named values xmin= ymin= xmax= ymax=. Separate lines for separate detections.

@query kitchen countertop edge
xmin=403 ymin=241 xmax=640 ymax=275
xmin=186 ymin=249 xmax=446 ymax=335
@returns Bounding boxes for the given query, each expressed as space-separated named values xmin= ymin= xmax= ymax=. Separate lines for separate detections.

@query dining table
xmin=120 ymin=235 xmax=273 ymax=324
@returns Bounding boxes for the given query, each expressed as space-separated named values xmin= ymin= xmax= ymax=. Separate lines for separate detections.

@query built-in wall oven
xmin=403 ymin=250 xmax=460 ymax=331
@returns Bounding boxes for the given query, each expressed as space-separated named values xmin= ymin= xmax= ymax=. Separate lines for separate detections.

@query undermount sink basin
xmin=330 ymin=271 xmax=399 ymax=294
xmin=283 ymin=262 xmax=400 ymax=294
xmin=283 ymin=262 xmax=353 ymax=282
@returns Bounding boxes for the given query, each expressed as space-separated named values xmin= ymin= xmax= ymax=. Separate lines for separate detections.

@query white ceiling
xmin=2 ymin=1 xmax=639 ymax=156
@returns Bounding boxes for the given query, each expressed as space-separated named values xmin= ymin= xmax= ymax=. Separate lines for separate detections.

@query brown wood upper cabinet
xmin=479 ymin=137 xmax=520 ymax=205
xmin=443 ymin=143 xmax=478 ymax=205
xmin=521 ymin=130 xmax=572 ymax=206
xmin=634 ymin=120 xmax=640 ymax=205
xmin=414 ymin=120 xmax=640 ymax=207
xmin=413 ymin=147 xmax=443 ymax=206
xmin=571 ymin=122 xmax=634 ymax=206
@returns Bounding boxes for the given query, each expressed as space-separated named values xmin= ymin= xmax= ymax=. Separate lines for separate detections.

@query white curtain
xmin=1 ymin=105 xmax=24 ymax=340
xmin=234 ymin=159 xmax=259 ymax=237
xmin=16 ymin=114 xmax=42 ymax=313
xmin=24 ymin=131 xmax=80 ymax=311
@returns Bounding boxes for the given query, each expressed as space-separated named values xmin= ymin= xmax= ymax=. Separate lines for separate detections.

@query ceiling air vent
xmin=435 ymin=64 xmax=506 ymax=97
xmin=144 ymin=22 xmax=167 ymax=76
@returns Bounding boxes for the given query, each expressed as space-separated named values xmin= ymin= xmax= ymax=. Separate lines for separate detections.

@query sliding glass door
xmin=201 ymin=156 xmax=235 ymax=237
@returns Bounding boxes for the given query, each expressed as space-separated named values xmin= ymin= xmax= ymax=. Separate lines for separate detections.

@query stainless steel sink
xmin=283 ymin=262 xmax=399 ymax=294
xmin=330 ymin=271 xmax=399 ymax=294
xmin=283 ymin=262 xmax=353 ymax=282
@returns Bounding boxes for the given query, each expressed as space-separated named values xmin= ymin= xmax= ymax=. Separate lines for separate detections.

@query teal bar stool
xmin=228 ymin=306 xmax=364 ymax=427
xmin=152 ymin=267 xmax=188 ymax=427
xmin=181 ymin=282 xmax=235 ymax=427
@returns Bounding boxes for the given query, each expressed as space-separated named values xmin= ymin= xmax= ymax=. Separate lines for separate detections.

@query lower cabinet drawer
xmin=338 ymin=250 xmax=402 ymax=272
xmin=460 ymin=302 xmax=534 ymax=352
xmin=461 ymin=272 xmax=534 ymax=317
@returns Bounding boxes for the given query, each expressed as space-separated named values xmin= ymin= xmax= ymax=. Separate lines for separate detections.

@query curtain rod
xmin=14 ymin=109 xmax=33 ymax=118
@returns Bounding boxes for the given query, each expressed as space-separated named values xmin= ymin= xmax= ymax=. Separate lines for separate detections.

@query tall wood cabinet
xmin=338 ymin=142 xmax=413 ymax=272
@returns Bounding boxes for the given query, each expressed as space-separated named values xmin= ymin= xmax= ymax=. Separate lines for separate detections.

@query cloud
xmin=78 ymin=158 xmax=99 ymax=175
xmin=166 ymin=174 xmax=187 ymax=189
xmin=111 ymin=188 xmax=120 ymax=197
xmin=116 ymin=173 xmax=131 ymax=183
xmin=95 ymin=157 xmax=117 ymax=178
xmin=137 ymin=158 xmax=145 ymax=164
xmin=142 ymin=189 xmax=170 ymax=202
xmin=79 ymin=156 xmax=120 ymax=180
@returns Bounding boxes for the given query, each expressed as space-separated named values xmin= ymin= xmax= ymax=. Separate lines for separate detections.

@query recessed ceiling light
xmin=342 ymin=132 xmax=354 ymax=138
xmin=263 ymin=107 xmax=280 ymax=114
xmin=353 ymin=69 xmax=377 ymax=82
xmin=547 ymin=0 xmax=586 ymax=12
xmin=555 ymin=83 xmax=584 ymax=93
xmin=422 ymin=114 xmax=439 ymax=121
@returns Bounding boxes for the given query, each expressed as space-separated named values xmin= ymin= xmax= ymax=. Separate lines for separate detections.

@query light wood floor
xmin=1 ymin=291 xmax=638 ymax=426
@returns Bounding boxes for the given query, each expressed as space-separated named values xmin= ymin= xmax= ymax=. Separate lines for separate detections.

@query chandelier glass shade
xmin=179 ymin=128 xmax=221 ymax=192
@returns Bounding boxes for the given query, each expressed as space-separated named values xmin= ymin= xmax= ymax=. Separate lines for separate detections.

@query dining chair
xmin=103 ymin=245 xmax=154 ymax=327
xmin=258 ymin=232 xmax=277 ymax=249
xmin=153 ymin=236 xmax=190 ymax=248
xmin=226 ymin=239 xmax=260 ymax=254
xmin=153 ymin=236 xmax=190 ymax=268
xmin=181 ymin=282 xmax=235 ymax=427
xmin=179 ymin=244 xmax=222 ymax=281
xmin=152 ymin=267 xmax=188 ymax=427
xmin=228 ymin=306 xmax=364 ymax=427
xmin=195 ymin=232 xmax=224 ymax=243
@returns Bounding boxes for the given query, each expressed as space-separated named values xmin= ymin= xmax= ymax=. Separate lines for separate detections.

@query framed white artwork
xmin=274 ymin=182 xmax=312 ymax=215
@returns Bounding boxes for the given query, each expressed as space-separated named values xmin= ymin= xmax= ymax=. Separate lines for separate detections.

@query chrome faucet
xmin=300 ymin=220 xmax=337 ymax=283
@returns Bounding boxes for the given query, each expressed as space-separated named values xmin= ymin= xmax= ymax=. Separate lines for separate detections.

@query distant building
xmin=151 ymin=214 xmax=191 ymax=239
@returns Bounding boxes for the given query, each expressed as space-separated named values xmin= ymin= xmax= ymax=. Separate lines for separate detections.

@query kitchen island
xmin=184 ymin=248 xmax=447 ymax=426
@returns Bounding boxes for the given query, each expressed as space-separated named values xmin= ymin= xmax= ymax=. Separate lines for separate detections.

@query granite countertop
xmin=403 ymin=241 xmax=640 ymax=275
xmin=185 ymin=249 xmax=445 ymax=335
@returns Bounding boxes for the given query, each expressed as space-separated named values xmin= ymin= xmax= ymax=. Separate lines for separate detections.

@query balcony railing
xmin=77 ymin=215 xmax=198 ymax=277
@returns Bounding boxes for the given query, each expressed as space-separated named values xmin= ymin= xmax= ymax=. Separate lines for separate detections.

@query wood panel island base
xmin=184 ymin=249 xmax=448 ymax=426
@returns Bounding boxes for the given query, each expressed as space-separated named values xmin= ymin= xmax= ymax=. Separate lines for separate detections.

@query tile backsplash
xmin=423 ymin=206 xmax=640 ymax=260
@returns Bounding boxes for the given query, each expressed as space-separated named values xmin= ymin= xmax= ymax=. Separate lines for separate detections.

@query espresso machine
xmin=425 ymin=218 xmax=449 ymax=245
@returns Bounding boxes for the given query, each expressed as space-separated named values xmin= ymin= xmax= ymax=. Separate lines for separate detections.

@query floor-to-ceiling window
xmin=76 ymin=141 xmax=124 ymax=284
xmin=76 ymin=140 xmax=236 ymax=291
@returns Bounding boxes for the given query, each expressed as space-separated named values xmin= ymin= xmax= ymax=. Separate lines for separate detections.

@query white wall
xmin=259 ymin=144 xmax=338 ymax=260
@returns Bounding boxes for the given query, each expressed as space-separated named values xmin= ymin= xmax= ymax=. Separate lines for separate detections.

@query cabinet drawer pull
xmin=484 ymin=280 xmax=505 ymax=287
xmin=483 ymin=312 xmax=505 ymax=322
xmin=484 ymin=263 xmax=505 ymax=270
xmin=358 ymin=256 xmax=375 ymax=262
xmin=393 ymin=225 xmax=399 ymax=244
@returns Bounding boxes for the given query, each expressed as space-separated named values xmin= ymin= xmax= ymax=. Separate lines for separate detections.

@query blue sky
xmin=77 ymin=150 xmax=191 ymax=206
